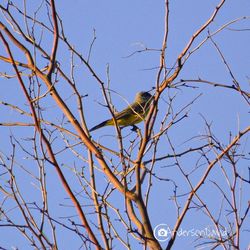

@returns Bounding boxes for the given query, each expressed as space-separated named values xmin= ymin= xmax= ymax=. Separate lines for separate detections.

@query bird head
xmin=135 ymin=91 xmax=152 ymax=103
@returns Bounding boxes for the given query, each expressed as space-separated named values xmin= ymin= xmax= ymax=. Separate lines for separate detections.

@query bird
xmin=89 ymin=91 xmax=153 ymax=132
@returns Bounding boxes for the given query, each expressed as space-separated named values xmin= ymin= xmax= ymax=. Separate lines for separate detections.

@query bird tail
xmin=89 ymin=120 xmax=109 ymax=132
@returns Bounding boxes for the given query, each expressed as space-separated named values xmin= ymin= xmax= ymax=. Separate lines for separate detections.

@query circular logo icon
xmin=153 ymin=224 xmax=171 ymax=242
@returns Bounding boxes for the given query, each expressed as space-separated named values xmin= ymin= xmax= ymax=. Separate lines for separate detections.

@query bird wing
xmin=114 ymin=102 xmax=144 ymax=120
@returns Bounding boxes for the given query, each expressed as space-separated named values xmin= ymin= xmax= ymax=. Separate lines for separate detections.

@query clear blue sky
xmin=0 ymin=0 xmax=249 ymax=249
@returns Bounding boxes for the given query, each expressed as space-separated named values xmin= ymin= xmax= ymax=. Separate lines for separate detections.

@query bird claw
xmin=131 ymin=125 xmax=139 ymax=132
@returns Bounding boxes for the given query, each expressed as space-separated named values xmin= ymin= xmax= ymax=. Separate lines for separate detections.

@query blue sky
xmin=0 ymin=0 xmax=249 ymax=249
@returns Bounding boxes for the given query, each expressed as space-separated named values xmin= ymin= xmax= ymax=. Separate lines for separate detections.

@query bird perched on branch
xmin=89 ymin=91 xmax=153 ymax=132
